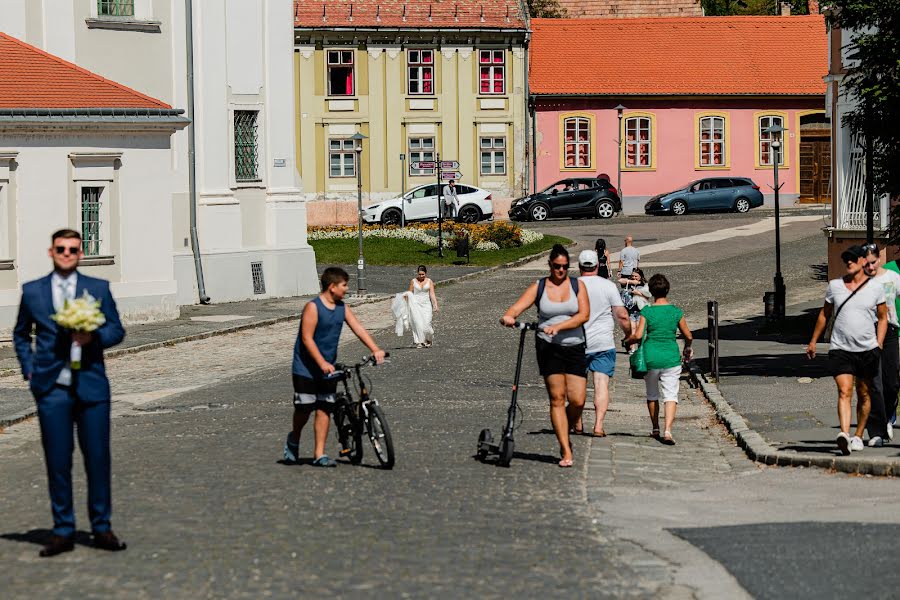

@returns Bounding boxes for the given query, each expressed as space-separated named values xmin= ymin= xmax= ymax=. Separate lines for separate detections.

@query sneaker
xmin=284 ymin=433 xmax=299 ymax=463
xmin=868 ymin=436 xmax=884 ymax=448
xmin=836 ymin=432 xmax=851 ymax=455
xmin=312 ymin=455 xmax=337 ymax=468
xmin=888 ymin=421 xmax=894 ymax=442
xmin=850 ymin=436 xmax=864 ymax=452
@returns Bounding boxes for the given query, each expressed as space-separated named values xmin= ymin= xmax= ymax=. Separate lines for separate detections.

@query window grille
xmin=625 ymin=117 xmax=652 ymax=168
xmin=564 ymin=118 xmax=590 ymax=168
xmin=81 ymin=187 xmax=103 ymax=256
xmin=480 ymin=137 xmax=506 ymax=175
xmin=479 ymin=50 xmax=505 ymax=95
xmin=408 ymin=138 xmax=435 ymax=176
xmin=327 ymin=50 xmax=355 ymax=96
xmin=758 ymin=115 xmax=785 ymax=166
xmin=98 ymin=0 xmax=134 ymax=16
xmin=234 ymin=110 xmax=259 ymax=182
xmin=407 ymin=50 xmax=434 ymax=95
xmin=699 ymin=116 xmax=726 ymax=167
xmin=328 ymin=139 xmax=356 ymax=177
xmin=251 ymin=261 xmax=266 ymax=295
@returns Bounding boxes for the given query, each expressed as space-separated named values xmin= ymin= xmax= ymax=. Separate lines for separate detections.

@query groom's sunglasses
xmin=54 ymin=246 xmax=81 ymax=255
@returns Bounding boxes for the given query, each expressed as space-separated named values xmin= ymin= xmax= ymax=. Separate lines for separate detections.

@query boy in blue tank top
xmin=285 ymin=267 xmax=386 ymax=467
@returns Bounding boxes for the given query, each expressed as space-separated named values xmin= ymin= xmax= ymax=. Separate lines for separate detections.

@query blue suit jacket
xmin=13 ymin=271 xmax=125 ymax=401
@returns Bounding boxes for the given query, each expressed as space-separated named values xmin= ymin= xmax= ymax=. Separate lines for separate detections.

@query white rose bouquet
xmin=51 ymin=291 xmax=106 ymax=370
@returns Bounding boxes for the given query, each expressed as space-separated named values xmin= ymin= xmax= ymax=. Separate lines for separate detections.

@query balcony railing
xmin=836 ymin=135 xmax=890 ymax=230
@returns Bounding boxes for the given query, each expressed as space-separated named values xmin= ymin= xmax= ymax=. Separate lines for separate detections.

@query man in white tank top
xmin=575 ymin=250 xmax=632 ymax=436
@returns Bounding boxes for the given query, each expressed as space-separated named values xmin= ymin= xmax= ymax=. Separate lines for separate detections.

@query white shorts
xmin=644 ymin=366 xmax=682 ymax=403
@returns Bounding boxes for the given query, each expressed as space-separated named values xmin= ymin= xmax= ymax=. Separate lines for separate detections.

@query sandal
xmin=661 ymin=431 xmax=676 ymax=445
xmin=558 ymin=458 xmax=574 ymax=468
xmin=591 ymin=430 xmax=607 ymax=438
xmin=651 ymin=429 xmax=660 ymax=439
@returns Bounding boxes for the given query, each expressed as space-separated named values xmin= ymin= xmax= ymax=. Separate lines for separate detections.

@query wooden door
xmin=800 ymin=140 xmax=831 ymax=203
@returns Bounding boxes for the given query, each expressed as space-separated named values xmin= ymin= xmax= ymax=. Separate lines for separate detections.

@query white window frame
xmin=327 ymin=49 xmax=356 ymax=97
xmin=563 ymin=117 xmax=591 ymax=169
xmin=624 ymin=116 xmax=652 ymax=168
xmin=478 ymin=50 xmax=506 ymax=95
xmin=328 ymin=139 xmax=357 ymax=178
xmin=699 ymin=116 xmax=726 ymax=167
xmin=76 ymin=183 xmax=111 ymax=258
xmin=0 ymin=183 xmax=8 ymax=260
xmin=409 ymin=137 xmax=436 ymax=176
xmin=480 ymin=137 xmax=507 ymax=175
xmin=758 ymin=115 xmax=785 ymax=166
xmin=407 ymin=49 xmax=435 ymax=95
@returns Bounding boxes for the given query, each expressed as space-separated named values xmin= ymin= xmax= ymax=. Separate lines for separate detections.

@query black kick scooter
xmin=476 ymin=321 xmax=538 ymax=467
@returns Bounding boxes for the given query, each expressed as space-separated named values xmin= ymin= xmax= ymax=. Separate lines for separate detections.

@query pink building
xmin=530 ymin=16 xmax=829 ymax=214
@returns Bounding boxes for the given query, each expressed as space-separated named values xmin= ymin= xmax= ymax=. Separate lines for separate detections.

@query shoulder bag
xmin=824 ymin=277 xmax=870 ymax=342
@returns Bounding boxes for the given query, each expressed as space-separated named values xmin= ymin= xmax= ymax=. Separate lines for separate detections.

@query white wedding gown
xmin=392 ymin=280 xmax=434 ymax=345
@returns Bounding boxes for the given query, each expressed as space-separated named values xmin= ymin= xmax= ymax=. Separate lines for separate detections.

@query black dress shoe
xmin=39 ymin=535 xmax=74 ymax=557
xmin=93 ymin=531 xmax=127 ymax=552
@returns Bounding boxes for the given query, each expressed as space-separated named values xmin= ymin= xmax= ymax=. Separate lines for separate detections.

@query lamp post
xmin=351 ymin=132 xmax=368 ymax=295
xmin=764 ymin=124 xmax=786 ymax=319
xmin=615 ymin=104 xmax=626 ymax=199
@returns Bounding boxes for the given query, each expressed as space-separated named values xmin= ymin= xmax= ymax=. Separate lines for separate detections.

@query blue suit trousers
xmin=37 ymin=385 xmax=112 ymax=538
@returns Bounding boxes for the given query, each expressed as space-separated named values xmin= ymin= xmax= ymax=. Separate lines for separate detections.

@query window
xmin=563 ymin=117 xmax=591 ymax=168
xmin=234 ymin=110 xmax=259 ymax=182
xmin=698 ymin=116 xmax=726 ymax=167
xmin=625 ymin=116 xmax=652 ymax=168
xmin=409 ymin=138 xmax=435 ymax=176
xmin=407 ymin=50 xmax=434 ymax=95
xmin=80 ymin=187 xmax=104 ymax=257
xmin=480 ymin=137 xmax=506 ymax=175
xmin=479 ymin=50 xmax=505 ymax=95
xmin=758 ymin=115 xmax=785 ymax=166
xmin=98 ymin=0 xmax=134 ymax=16
xmin=327 ymin=50 xmax=354 ymax=96
xmin=329 ymin=139 xmax=356 ymax=178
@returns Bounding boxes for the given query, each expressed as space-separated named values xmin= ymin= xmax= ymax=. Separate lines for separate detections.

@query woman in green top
xmin=629 ymin=274 xmax=693 ymax=445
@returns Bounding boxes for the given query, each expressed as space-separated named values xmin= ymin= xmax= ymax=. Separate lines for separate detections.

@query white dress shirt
xmin=51 ymin=271 xmax=77 ymax=386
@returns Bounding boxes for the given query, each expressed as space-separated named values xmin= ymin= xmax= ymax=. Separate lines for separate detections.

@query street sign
xmin=410 ymin=161 xmax=436 ymax=169
xmin=399 ymin=153 xmax=406 ymax=160
xmin=440 ymin=160 xmax=460 ymax=170
xmin=440 ymin=171 xmax=463 ymax=180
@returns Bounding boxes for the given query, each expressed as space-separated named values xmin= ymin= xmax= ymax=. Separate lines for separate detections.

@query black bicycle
xmin=328 ymin=354 xmax=395 ymax=469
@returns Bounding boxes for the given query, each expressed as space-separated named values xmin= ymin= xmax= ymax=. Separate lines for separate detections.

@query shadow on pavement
xmin=1 ymin=529 xmax=93 ymax=548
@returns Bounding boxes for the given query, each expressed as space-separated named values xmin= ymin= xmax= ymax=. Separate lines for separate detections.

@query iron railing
xmin=234 ymin=111 xmax=259 ymax=182
xmin=98 ymin=0 xmax=134 ymax=17
xmin=837 ymin=134 xmax=889 ymax=230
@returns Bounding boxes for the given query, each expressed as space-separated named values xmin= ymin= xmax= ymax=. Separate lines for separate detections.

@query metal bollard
xmin=707 ymin=300 xmax=720 ymax=380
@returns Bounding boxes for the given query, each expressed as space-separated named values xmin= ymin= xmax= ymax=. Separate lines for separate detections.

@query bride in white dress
xmin=405 ymin=266 xmax=438 ymax=348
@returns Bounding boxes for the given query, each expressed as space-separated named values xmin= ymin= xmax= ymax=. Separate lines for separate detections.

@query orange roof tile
xmin=557 ymin=0 xmax=702 ymax=19
xmin=294 ymin=0 xmax=526 ymax=29
xmin=530 ymin=16 xmax=828 ymax=96
xmin=0 ymin=32 xmax=171 ymax=109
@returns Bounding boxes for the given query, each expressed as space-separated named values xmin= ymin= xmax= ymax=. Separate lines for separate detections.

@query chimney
xmin=780 ymin=2 xmax=791 ymax=15
xmin=808 ymin=0 xmax=820 ymax=14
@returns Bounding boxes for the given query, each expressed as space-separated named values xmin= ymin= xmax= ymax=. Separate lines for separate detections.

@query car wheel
xmin=734 ymin=197 xmax=751 ymax=213
xmin=596 ymin=200 xmax=615 ymax=219
xmin=458 ymin=205 xmax=482 ymax=224
xmin=671 ymin=200 xmax=687 ymax=216
xmin=530 ymin=203 xmax=549 ymax=221
xmin=381 ymin=208 xmax=402 ymax=226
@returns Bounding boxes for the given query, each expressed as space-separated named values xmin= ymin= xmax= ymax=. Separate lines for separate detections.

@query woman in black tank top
xmin=595 ymin=238 xmax=611 ymax=279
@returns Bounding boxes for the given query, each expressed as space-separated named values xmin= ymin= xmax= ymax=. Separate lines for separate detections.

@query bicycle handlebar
xmin=330 ymin=352 xmax=391 ymax=374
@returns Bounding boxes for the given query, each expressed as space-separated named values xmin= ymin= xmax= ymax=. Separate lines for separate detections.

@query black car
xmin=509 ymin=178 xmax=622 ymax=221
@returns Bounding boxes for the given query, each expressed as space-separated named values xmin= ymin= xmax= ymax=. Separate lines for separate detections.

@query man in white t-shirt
xmin=807 ymin=245 xmax=888 ymax=455
xmin=574 ymin=250 xmax=632 ymax=437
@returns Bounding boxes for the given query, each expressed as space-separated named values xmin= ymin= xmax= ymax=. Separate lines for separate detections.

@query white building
xmin=0 ymin=0 xmax=318 ymax=323
xmin=0 ymin=31 xmax=188 ymax=328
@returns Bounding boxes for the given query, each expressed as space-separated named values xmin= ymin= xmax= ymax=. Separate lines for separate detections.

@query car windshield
xmin=541 ymin=182 xmax=574 ymax=194
xmin=678 ymin=181 xmax=700 ymax=192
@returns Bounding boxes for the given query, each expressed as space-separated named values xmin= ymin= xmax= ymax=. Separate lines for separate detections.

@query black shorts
xmin=292 ymin=375 xmax=338 ymax=409
xmin=535 ymin=338 xmax=587 ymax=378
xmin=828 ymin=348 xmax=881 ymax=380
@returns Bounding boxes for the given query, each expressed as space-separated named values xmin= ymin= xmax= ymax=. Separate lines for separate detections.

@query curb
xmin=0 ymin=243 xmax=570 ymax=428
xmin=688 ymin=363 xmax=900 ymax=477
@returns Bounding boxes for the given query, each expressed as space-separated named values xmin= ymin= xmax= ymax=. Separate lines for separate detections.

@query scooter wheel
xmin=497 ymin=438 xmax=514 ymax=468
xmin=476 ymin=428 xmax=493 ymax=460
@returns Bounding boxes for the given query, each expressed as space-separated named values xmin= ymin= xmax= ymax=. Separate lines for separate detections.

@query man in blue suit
xmin=14 ymin=229 xmax=127 ymax=557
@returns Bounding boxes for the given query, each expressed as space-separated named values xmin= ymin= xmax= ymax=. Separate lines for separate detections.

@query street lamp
xmin=351 ymin=132 xmax=368 ymax=295
xmin=615 ymin=104 xmax=626 ymax=199
xmin=764 ymin=123 xmax=786 ymax=319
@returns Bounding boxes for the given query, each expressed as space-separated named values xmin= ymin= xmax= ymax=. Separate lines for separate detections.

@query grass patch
xmin=311 ymin=235 xmax=571 ymax=267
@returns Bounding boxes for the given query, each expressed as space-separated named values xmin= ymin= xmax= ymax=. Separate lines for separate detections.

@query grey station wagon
xmin=644 ymin=177 xmax=764 ymax=215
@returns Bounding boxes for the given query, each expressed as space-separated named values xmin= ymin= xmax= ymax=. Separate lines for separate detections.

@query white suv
xmin=362 ymin=183 xmax=494 ymax=225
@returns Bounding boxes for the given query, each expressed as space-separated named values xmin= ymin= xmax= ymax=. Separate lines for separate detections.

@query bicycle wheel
xmin=336 ymin=398 xmax=364 ymax=464
xmin=366 ymin=404 xmax=395 ymax=469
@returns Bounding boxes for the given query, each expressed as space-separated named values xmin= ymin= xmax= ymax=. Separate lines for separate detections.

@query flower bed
xmin=308 ymin=221 xmax=543 ymax=252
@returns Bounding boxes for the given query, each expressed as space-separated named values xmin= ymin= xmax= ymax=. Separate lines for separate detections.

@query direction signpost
xmin=410 ymin=156 xmax=461 ymax=257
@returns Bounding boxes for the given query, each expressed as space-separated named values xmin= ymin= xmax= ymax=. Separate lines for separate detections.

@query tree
xmin=826 ymin=2 xmax=900 ymax=240
xmin=702 ymin=0 xmax=809 ymax=14
xmin=526 ymin=0 xmax=567 ymax=18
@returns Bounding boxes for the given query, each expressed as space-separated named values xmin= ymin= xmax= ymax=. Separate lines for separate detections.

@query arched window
xmin=698 ymin=115 xmax=726 ymax=167
xmin=758 ymin=115 xmax=785 ymax=166
xmin=563 ymin=117 xmax=591 ymax=168
xmin=625 ymin=116 xmax=653 ymax=168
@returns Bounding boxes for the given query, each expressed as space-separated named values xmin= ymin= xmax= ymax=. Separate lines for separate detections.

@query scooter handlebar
xmin=514 ymin=322 xmax=539 ymax=331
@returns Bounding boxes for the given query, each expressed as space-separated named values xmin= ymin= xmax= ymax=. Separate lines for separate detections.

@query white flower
xmin=52 ymin=291 xmax=106 ymax=332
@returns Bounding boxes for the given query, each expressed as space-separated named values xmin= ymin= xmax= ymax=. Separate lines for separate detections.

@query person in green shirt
xmin=628 ymin=274 xmax=693 ymax=445
xmin=884 ymin=260 xmax=900 ymax=320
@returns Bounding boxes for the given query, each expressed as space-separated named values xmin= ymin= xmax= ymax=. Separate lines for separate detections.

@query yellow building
xmin=293 ymin=0 xmax=529 ymax=225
